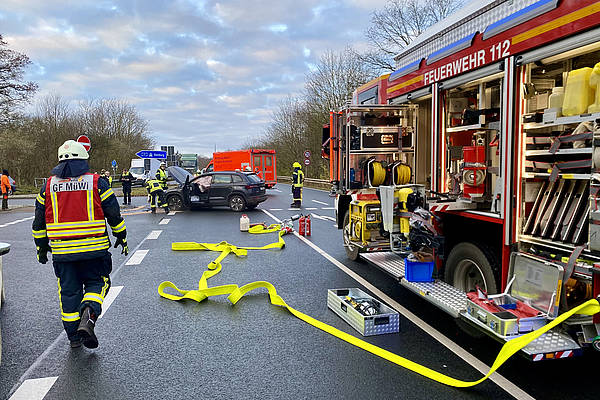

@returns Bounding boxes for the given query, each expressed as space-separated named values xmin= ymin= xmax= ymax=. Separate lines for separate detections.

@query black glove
xmin=37 ymin=246 xmax=50 ymax=264
xmin=114 ymin=236 xmax=129 ymax=256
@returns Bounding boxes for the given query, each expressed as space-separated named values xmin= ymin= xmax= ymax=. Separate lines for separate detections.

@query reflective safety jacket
xmin=146 ymin=179 xmax=164 ymax=194
xmin=156 ymin=168 xmax=168 ymax=189
xmin=32 ymin=169 xmax=126 ymax=262
xmin=292 ymin=168 xmax=304 ymax=188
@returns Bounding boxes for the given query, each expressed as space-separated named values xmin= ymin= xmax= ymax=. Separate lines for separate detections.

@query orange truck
xmin=204 ymin=149 xmax=277 ymax=188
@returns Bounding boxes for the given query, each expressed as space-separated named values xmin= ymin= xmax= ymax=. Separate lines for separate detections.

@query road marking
xmin=9 ymin=377 xmax=58 ymax=400
xmin=311 ymin=213 xmax=336 ymax=222
xmin=269 ymin=208 xmax=283 ymax=211
xmin=305 ymin=207 xmax=318 ymax=210
xmin=0 ymin=216 xmax=34 ymax=228
xmin=159 ymin=218 xmax=171 ymax=225
xmin=146 ymin=230 xmax=162 ymax=240
xmin=287 ymin=208 xmax=299 ymax=211
xmin=320 ymin=207 xmax=334 ymax=210
xmin=167 ymin=211 xmax=176 ymax=216
xmin=312 ymin=199 xmax=329 ymax=205
xmin=98 ymin=286 xmax=123 ymax=319
xmin=126 ymin=249 xmax=149 ymax=265
xmin=272 ymin=189 xmax=282 ymax=192
xmin=261 ymin=208 xmax=535 ymax=400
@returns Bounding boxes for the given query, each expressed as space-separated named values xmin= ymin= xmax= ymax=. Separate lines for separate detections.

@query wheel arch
xmin=336 ymin=194 xmax=352 ymax=229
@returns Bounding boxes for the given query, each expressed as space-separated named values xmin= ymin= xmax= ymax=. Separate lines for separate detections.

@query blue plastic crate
xmin=404 ymin=258 xmax=434 ymax=282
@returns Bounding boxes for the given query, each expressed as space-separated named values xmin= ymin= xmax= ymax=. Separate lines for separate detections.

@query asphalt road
xmin=0 ymin=185 xmax=597 ymax=399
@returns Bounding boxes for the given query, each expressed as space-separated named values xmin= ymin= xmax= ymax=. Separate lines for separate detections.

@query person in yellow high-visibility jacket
xmin=156 ymin=162 xmax=168 ymax=190
xmin=290 ymin=162 xmax=304 ymax=208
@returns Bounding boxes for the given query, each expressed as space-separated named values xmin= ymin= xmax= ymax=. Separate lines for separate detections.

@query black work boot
xmin=77 ymin=307 xmax=99 ymax=349
xmin=151 ymin=208 xmax=156 ymax=214
xmin=164 ymin=207 xmax=170 ymax=214
xmin=70 ymin=336 xmax=83 ymax=348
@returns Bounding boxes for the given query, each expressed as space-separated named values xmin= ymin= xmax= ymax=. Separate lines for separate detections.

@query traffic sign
xmin=111 ymin=159 xmax=117 ymax=168
xmin=304 ymin=158 xmax=310 ymax=166
xmin=77 ymin=135 xmax=91 ymax=151
xmin=304 ymin=150 xmax=311 ymax=158
xmin=136 ymin=150 xmax=167 ymax=159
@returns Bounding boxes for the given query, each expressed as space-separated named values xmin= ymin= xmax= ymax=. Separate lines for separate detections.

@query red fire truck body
xmin=327 ymin=0 xmax=600 ymax=359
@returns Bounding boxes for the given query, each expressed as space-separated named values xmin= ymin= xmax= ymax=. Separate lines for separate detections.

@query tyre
xmin=229 ymin=194 xmax=246 ymax=212
xmin=166 ymin=194 xmax=184 ymax=211
xmin=444 ymin=242 xmax=499 ymax=294
xmin=343 ymin=211 xmax=360 ymax=261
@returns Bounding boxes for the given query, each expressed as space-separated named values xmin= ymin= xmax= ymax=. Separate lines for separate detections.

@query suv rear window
xmin=246 ymin=174 xmax=261 ymax=183
xmin=213 ymin=174 xmax=231 ymax=184
xmin=232 ymin=174 xmax=243 ymax=183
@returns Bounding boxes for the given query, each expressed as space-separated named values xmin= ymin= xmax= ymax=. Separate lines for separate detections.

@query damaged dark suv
xmin=165 ymin=166 xmax=267 ymax=212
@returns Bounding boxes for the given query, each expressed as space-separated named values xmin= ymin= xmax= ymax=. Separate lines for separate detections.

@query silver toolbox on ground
xmin=466 ymin=253 xmax=564 ymax=337
xmin=327 ymin=288 xmax=399 ymax=336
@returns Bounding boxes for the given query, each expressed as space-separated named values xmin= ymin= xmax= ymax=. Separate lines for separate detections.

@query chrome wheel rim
xmin=231 ymin=197 xmax=244 ymax=211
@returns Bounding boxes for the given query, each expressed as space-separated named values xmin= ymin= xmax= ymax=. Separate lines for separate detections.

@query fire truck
xmin=325 ymin=0 xmax=600 ymax=360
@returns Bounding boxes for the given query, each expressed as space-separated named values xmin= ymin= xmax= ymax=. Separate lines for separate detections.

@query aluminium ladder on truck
xmin=359 ymin=251 xmax=583 ymax=361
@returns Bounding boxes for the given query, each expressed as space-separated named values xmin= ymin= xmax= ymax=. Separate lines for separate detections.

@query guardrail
xmin=277 ymin=176 xmax=331 ymax=191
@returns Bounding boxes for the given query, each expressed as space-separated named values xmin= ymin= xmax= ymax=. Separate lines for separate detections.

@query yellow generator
xmin=348 ymin=200 xmax=385 ymax=246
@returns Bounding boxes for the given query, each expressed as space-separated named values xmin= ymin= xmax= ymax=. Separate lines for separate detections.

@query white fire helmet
xmin=58 ymin=140 xmax=89 ymax=161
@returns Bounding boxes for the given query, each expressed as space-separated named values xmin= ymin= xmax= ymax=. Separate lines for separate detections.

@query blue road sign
xmin=111 ymin=159 xmax=117 ymax=167
xmin=136 ymin=150 xmax=167 ymax=159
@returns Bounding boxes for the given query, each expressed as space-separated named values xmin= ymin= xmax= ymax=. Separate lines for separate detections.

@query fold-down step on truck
xmin=360 ymin=251 xmax=586 ymax=361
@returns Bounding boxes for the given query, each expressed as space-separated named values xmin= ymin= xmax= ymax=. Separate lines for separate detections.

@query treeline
xmin=0 ymin=95 xmax=153 ymax=184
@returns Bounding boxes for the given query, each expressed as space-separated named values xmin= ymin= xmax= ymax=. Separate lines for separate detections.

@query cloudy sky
xmin=1 ymin=0 xmax=389 ymax=156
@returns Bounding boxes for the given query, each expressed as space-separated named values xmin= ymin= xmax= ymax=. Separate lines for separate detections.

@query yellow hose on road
xmin=158 ymin=228 xmax=600 ymax=388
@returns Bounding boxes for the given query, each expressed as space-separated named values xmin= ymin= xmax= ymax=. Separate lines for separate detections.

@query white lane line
xmin=167 ymin=211 xmax=176 ymax=216
xmin=321 ymin=207 xmax=334 ymax=210
xmin=312 ymin=199 xmax=329 ymax=205
xmin=269 ymin=208 xmax=283 ymax=211
xmin=126 ymin=249 xmax=149 ymax=265
xmin=0 ymin=216 xmax=34 ymax=228
xmin=159 ymin=218 xmax=171 ymax=225
xmin=287 ymin=208 xmax=299 ymax=211
xmin=146 ymin=230 xmax=162 ymax=240
xmin=305 ymin=207 xmax=318 ymax=210
xmin=9 ymin=377 xmax=58 ymax=400
xmin=311 ymin=213 xmax=336 ymax=222
xmin=261 ymin=208 xmax=534 ymax=400
xmin=272 ymin=189 xmax=282 ymax=192
xmin=98 ymin=286 xmax=123 ymax=319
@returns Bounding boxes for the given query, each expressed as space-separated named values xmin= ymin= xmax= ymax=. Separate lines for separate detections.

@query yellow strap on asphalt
xmin=158 ymin=229 xmax=600 ymax=388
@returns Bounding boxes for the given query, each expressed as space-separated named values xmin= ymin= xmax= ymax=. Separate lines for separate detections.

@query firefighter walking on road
xmin=156 ymin=162 xmax=168 ymax=190
xmin=146 ymin=178 xmax=170 ymax=214
xmin=290 ymin=161 xmax=304 ymax=208
xmin=32 ymin=140 xmax=128 ymax=349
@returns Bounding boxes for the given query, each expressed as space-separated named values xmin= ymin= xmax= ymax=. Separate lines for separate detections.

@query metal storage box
xmin=465 ymin=253 xmax=564 ymax=337
xmin=327 ymin=288 xmax=399 ymax=336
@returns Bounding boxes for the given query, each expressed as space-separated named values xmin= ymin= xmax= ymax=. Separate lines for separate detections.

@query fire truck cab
xmin=326 ymin=0 xmax=600 ymax=360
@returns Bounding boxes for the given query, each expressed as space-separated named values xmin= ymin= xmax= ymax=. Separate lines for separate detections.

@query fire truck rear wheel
xmin=343 ymin=211 xmax=360 ymax=261
xmin=444 ymin=242 xmax=499 ymax=294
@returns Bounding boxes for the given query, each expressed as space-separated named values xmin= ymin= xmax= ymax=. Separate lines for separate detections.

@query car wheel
xmin=229 ymin=194 xmax=246 ymax=212
xmin=343 ymin=211 xmax=360 ymax=261
xmin=444 ymin=242 xmax=499 ymax=294
xmin=167 ymin=194 xmax=184 ymax=211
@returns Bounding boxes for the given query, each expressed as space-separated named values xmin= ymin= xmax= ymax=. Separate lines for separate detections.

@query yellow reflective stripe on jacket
xmin=61 ymin=311 xmax=80 ymax=322
xmin=82 ymin=292 xmax=104 ymax=305
xmin=47 ymin=220 xmax=106 ymax=228
xmin=36 ymin=193 xmax=45 ymax=205
xmin=51 ymin=191 xmax=59 ymax=223
xmin=32 ymin=229 xmax=47 ymax=238
xmin=50 ymin=236 xmax=110 ymax=248
xmin=87 ymin=188 xmax=94 ymax=220
xmin=100 ymin=188 xmax=114 ymax=202
xmin=110 ymin=220 xmax=126 ymax=233
xmin=51 ymin=242 xmax=111 ymax=255
xmin=47 ymin=227 xmax=106 ymax=237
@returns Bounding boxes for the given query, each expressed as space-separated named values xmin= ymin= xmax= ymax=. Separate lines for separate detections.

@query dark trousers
xmin=1 ymin=194 xmax=7 ymax=210
xmin=123 ymin=188 xmax=131 ymax=204
xmin=292 ymin=186 xmax=302 ymax=206
xmin=150 ymin=190 xmax=167 ymax=210
xmin=53 ymin=253 xmax=112 ymax=341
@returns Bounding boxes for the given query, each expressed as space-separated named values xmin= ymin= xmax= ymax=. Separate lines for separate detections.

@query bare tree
xmin=358 ymin=0 xmax=464 ymax=73
xmin=0 ymin=34 xmax=38 ymax=124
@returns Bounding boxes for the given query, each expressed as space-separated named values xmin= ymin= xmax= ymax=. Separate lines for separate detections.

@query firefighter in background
xmin=290 ymin=161 xmax=304 ymax=208
xmin=32 ymin=140 xmax=128 ymax=349
xmin=120 ymin=168 xmax=134 ymax=205
xmin=104 ymin=170 xmax=113 ymax=187
xmin=146 ymin=178 xmax=170 ymax=214
xmin=1 ymin=169 xmax=11 ymax=210
xmin=156 ymin=162 xmax=168 ymax=190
